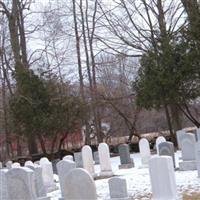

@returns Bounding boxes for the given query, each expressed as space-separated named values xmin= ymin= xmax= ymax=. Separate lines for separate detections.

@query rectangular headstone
xmin=74 ymin=152 xmax=83 ymax=168
xmin=93 ymin=151 xmax=100 ymax=164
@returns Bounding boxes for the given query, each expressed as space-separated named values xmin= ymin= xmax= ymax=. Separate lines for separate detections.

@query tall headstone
xmin=40 ymin=157 xmax=57 ymax=192
xmin=158 ymin=142 xmax=176 ymax=168
xmin=139 ymin=138 xmax=151 ymax=166
xmin=108 ymin=177 xmax=129 ymax=200
xmin=149 ymin=156 xmax=178 ymax=200
xmin=176 ymin=129 xmax=186 ymax=149
xmin=63 ymin=155 xmax=73 ymax=161
xmin=63 ymin=168 xmax=97 ymax=200
xmin=179 ymin=133 xmax=196 ymax=170
xmin=156 ymin=136 xmax=166 ymax=154
xmin=118 ymin=144 xmax=134 ymax=169
xmin=0 ymin=169 xmax=8 ymax=199
xmin=196 ymin=128 xmax=200 ymax=141
xmin=6 ymin=167 xmax=38 ymax=200
xmin=195 ymin=141 xmax=200 ymax=177
xmin=74 ymin=152 xmax=83 ymax=168
xmin=56 ymin=160 xmax=76 ymax=197
xmin=98 ymin=143 xmax=113 ymax=177
xmin=82 ymin=145 xmax=96 ymax=177
xmin=93 ymin=151 xmax=100 ymax=164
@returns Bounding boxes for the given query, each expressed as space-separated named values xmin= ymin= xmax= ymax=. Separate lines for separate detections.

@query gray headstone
xmin=0 ymin=162 xmax=3 ymax=169
xmin=56 ymin=160 xmax=76 ymax=197
xmin=6 ymin=161 xmax=12 ymax=169
xmin=108 ymin=177 xmax=128 ymax=199
xmin=63 ymin=168 xmax=97 ymax=200
xmin=6 ymin=167 xmax=37 ymax=200
xmin=156 ymin=136 xmax=166 ymax=154
xmin=52 ymin=159 xmax=60 ymax=174
xmin=158 ymin=142 xmax=175 ymax=168
xmin=74 ymin=152 xmax=83 ymax=168
xmin=196 ymin=128 xmax=200 ymax=141
xmin=139 ymin=138 xmax=151 ymax=166
xmin=0 ymin=169 xmax=8 ymax=199
xmin=195 ymin=141 xmax=200 ymax=177
xmin=93 ymin=151 xmax=100 ymax=164
xmin=176 ymin=129 xmax=186 ymax=149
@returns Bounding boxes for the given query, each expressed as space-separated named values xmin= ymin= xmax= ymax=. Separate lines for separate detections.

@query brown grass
xmin=183 ymin=192 xmax=200 ymax=200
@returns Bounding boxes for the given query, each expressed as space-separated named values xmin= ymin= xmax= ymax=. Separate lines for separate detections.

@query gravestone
xmin=63 ymin=168 xmax=97 ymax=200
xmin=6 ymin=160 xmax=12 ymax=169
xmin=0 ymin=169 xmax=8 ymax=199
xmin=26 ymin=165 xmax=48 ymax=199
xmin=196 ymin=128 xmax=200 ymax=141
xmin=56 ymin=160 xmax=76 ymax=197
xmin=63 ymin=155 xmax=73 ymax=161
xmin=156 ymin=136 xmax=166 ymax=154
xmin=118 ymin=144 xmax=134 ymax=169
xmin=108 ymin=177 xmax=129 ymax=200
xmin=179 ymin=133 xmax=196 ymax=170
xmin=12 ymin=162 xmax=21 ymax=168
xmin=98 ymin=143 xmax=113 ymax=177
xmin=52 ymin=159 xmax=60 ymax=174
xmin=6 ymin=167 xmax=38 ymax=200
xmin=40 ymin=157 xmax=57 ymax=192
xmin=149 ymin=156 xmax=178 ymax=200
xmin=158 ymin=142 xmax=176 ymax=168
xmin=93 ymin=151 xmax=100 ymax=164
xmin=74 ymin=152 xmax=83 ymax=168
xmin=24 ymin=160 xmax=34 ymax=167
xmin=176 ymin=129 xmax=186 ymax=149
xmin=195 ymin=141 xmax=200 ymax=177
xmin=82 ymin=145 xmax=96 ymax=177
xmin=139 ymin=138 xmax=151 ymax=166
xmin=0 ymin=162 xmax=2 ymax=169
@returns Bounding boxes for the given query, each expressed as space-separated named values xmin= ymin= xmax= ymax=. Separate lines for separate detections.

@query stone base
xmin=179 ymin=160 xmax=197 ymax=171
xmin=118 ymin=163 xmax=135 ymax=169
xmin=99 ymin=171 xmax=114 ymax=178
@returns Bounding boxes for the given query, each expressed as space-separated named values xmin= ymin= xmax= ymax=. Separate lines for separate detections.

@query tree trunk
xmin=27 ymin=134 xmax=38 ymax=155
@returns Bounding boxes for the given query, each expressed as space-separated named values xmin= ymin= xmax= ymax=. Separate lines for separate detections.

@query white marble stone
xmin=156 ymin=136 xmax=166 ymax=154
xmin=176 ymin=129 xmax=186 ymax=149
xmin=149 ymin=156 xmax=178 ymax=200
xmin=56 ymin=160 xmax=76 ymax=197
xmin=12 ymin=162 xmax=21 ymax=168
xmin=195 ymin=141 xmax=200 ymax=177
xmin=24 ymin=160 xmax=34 ymax=167
xmin=98 ymin=143 xmax=113 ymax=177
xmin=82 ymin=145 xmax=96 ymax=177
xmin=63 ymin=168 xmax=97 ymax=200
xmin=0 ymin=169 xmax=8 ymax=199
xmin=6 ymin=161 xmax=12 ymax=169
xmin=196 ymin=128 xmax=200 ymax=141
xmin=109 ymin=177 xmax=129 ymax=200
xmin=139 ymin=138 xmax=151 ymax=166
xmin=62 ymin=155 xmax=73 ymax=161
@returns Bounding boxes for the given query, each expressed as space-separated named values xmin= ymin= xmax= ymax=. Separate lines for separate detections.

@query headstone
xmin=56 ymin=160 xmax=76 ymax=197
xmin=195 ymin=141 xmax=200 ymax=177
xmin=12 ymin=162 xmax=21 ymax=168
xmin=6 ymin=167 xmax=38 ymax=200
xmin=156 ymin=136 xmax=166 ymax=154
xmin=108 ymin=177 xmax=129 ymax=200
xmin=63 ymin=155 xmax=73 ymax=161
xmin=82 ymin=145 xmax=96 ymax=177
xmin=93 ymin=151 xmax=100 ymax=164
xmin=0 ymin=169 xmax=8 ymax=199
xmin=176 ymin=129 xmax=186 ymax=149
xmin=139 ymin=138 xmax=151 ymax=166
xmin=52 ymin=159 xmax=60 ymax=174
xmin=98 ymin=143 xmax=113 ymax=177
xmin=40 ymin=157 xmax=57 ymax=192
xmin=179 ymin=133 xmax=196 ymax=170
xmin=118 ymin=144 xmax=134 ymax=169
xmin=0 ymin=162 xmax=3 ymax=169
xmin=63 ymin=168 xmax=97 ymax=200
xmin=26 ymin=165 xmax=48 ymax=199
xmin=24 ymin=160 xmax=34 ymax=167
xmin=158 ymin=142 xmax=176 ymax=168
xmin=196 ymin=128 xmax=200 ymax=141
xmin=149 ymin=156 xmax=178 ymax=200
xmin=6 ymin=160 xmax=12 ymax=169
xmin=74 ymin=152 xmax=83 ymax=168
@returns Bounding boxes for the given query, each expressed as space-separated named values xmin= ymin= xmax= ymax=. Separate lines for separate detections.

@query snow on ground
xmin=48 ymin=151 xmax=200 ymax=200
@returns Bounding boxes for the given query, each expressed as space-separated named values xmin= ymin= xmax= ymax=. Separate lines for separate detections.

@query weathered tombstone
xmin=6 ymin=167 xmax=38 ymax=200
xmin=156 ymin=136 xmax=166 ymax=154
xmin=93 ymin=151 xmax=100 ymax=164
xmin=139 ymin=138 xmax=151 ymax=166
xmin=179 ymin=133 xmax=196 ymax=170
xmin=40 ymin=157 xmax=57 ymax=192
xmin=12 ymin=162 xmax=21 ymax=168
xmin=195 ymin=141 xmax=200 ymax=177
xmin=98 ymin=143 xmax=113 ymax=177
xmin=158 ymin=142 xmax=176 ymax=168
xmin=149 ymin=156 xmax=178 ymax=200
xmin=26 ymin=165 xmax=48 ymax=199
xmin=0 ymin=169 xmax=8 ymax=199
xmin=63 ymin=168 xmax=97 ymax=200
xmin=196 ymin=128 xmax=200 ymax=141
xmin=63 ymin=155 xmax=73 ymax=161
xmin=74 ymin=152 xmax=83 ymax=168
xmin=82 ymin=145 xmax=96 ymax=177
xmin=176 ymin=129 xmax=186 ymax=149
xmin=56 ymin=160 xmax=76 ymax=197
xmin=6 ymin=160 xmax=12 ymax=169
xmin=24 ymin=160 xmax=34 ymax=167
xmin=108 ymin=177 xmax=129 ymax=200
xmin=118 ymin=144 xmax=134 ymax=169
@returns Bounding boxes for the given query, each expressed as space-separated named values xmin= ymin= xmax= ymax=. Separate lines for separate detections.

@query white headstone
xmin=176 ymin=129 xmax=186 ymax=149
xmin=74 ymin=152 xmax=83 ymax=168
xmin=139 ymin=138 xmax=151 ymax=166
xmin=63 ymin=155 xmax=73 ymax=161
xmin=0 ymin=169 xmax=8 ymax=199
xmin=0 ymin=162 xmax=3 ymax=169
xmin=196 ymin=128 xmax=200 ymax=141
xmin=98 ymin=143 xmax=113 ymax=177
xmin=56 ymin=160 xmax=76 ymax=197
xmin=195 ymin=141 xmax=200 ymax=177
xmin=24 ymin=160 xmax=34 ymax=167
xmin=149 ymin=156 xmax=177 ymax=200
xmin=12 ymin=162 xmax=21 ymax=168
xmin=82 ymin=145 xmax=96 ymax=177
xmin=63 ymin=168 xmax=97 ymax=200
xmin=6 ymin=161 xmax=12 ymax=169
xmin=6 ymin=167 xmax=37 ymax=200
xmin=108 ymin=177 xmax=128 ymax=200
xmin=156 ymin=136 xmax=166 ymax=154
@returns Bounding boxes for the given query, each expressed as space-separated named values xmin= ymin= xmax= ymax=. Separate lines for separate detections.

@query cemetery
xmin=0 ymin=128 xmax=200 ymax=199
